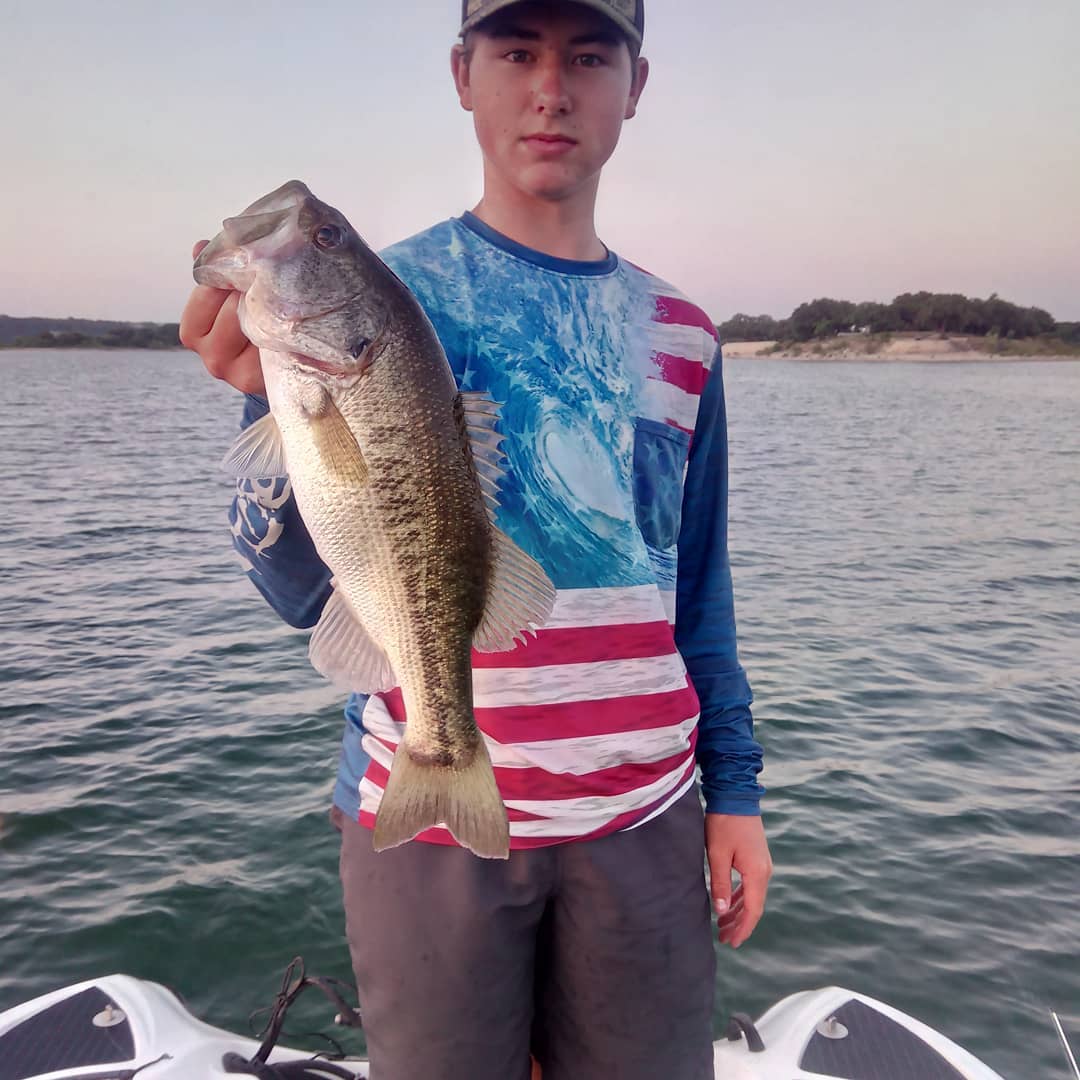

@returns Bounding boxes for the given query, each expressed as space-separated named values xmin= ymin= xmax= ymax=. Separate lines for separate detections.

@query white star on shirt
xmin=530 ymin=337 xmax=552 ymax=364
xmin=494 ymin=311 xmax=522 ymax=336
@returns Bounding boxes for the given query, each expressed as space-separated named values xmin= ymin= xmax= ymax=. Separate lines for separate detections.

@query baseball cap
xmin=460 ymin=0 xmax=644 ymax=50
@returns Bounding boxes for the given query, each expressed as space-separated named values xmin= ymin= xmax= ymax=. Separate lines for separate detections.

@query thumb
xmin=707 ymin=844 xmax=733 ymax=916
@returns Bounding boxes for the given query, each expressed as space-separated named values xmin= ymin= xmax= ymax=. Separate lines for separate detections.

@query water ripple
xmin=1 ymin=352 xmax=1078 ymax=1075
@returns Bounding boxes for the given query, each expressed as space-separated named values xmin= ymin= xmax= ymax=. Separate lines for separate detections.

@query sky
xmin=2 ymin=0 xmax=1078 ymax=324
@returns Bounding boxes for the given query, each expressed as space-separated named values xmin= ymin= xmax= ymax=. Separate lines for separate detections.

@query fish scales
xmin=267 ymin=305 xmax=490 ymax=760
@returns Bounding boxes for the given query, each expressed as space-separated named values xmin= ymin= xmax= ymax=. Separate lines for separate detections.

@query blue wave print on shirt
xmin=384 ymin=220 xmax=662 ymax=590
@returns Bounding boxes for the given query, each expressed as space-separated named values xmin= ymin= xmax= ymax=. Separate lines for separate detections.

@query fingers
xmin=179 ymin=282 xmax=234 ymax=348
xmin=728 ymin=860 xmax=771 ymax=950
xmin=705 ymin=813 xmax=772 ymax=949
xmin=203 ymin=292 xmax=255 ymax=379
xmin=178 ymin=261 xmax=265 ymax=396
xmin=716 ymin=882 xmax=744 ymax=942
xmin=706 ymin=825 xmax=733 ymax=918
xmin=707 ymin=842 xmax=749 ymax=947
xmin=710 ymin=863 xmax=732 ymax=918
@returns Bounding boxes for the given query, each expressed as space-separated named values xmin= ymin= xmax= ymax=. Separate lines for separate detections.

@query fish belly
xmin=269 ymin=356 xmax=489 ymax=742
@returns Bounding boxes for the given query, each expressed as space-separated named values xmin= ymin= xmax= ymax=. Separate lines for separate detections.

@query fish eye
xmin=314 ymin=224 xmax=345 ymax=250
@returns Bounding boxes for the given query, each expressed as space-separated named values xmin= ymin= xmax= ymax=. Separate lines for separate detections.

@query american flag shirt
xmin=230 ymin=212 xmax=763 ymax=848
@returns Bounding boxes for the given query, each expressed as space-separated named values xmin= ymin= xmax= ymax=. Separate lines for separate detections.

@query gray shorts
xmin=333 ymin=787 xmax=715 ymax=1080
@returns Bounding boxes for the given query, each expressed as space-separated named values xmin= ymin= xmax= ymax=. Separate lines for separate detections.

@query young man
xmin=180 ymin=2 xmax=772 ymax=1077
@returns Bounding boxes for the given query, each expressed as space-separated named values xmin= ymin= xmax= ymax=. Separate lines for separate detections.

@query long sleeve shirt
xmin=228 ymin=212 xmax=764 ymax=846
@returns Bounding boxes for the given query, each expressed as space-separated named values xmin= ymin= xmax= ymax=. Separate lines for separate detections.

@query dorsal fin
xmin=458 ymin=392 xmax=507 ymax=518
xmin=457 ymin=392 xmax=556 ymax=653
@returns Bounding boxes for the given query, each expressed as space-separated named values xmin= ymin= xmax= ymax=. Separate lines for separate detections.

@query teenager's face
xmin=452 ymin=3 xmax=648 ymax=205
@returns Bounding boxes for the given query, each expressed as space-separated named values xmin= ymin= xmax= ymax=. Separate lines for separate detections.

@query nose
xmin=531 ymin=55 xmax=571 ymax=116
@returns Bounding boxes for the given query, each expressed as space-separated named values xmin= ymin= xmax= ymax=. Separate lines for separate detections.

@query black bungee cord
xmin=222 ymin=958 xmax=364 ymax=1080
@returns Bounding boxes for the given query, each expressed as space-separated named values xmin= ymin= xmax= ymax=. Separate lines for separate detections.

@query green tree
xmin=789 ymin=298 xmax=856 ymax=340
xmin=1055 ymin=321 xmax=1080 ymax=345
xmin=716 ymin=313 xmax=782 ymax=342
xmin=852 ymin=301 xmax=892 ymax=332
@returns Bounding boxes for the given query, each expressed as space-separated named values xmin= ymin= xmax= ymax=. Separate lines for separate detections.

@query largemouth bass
xmin=194 ymin=181 xmax=555 ymax=859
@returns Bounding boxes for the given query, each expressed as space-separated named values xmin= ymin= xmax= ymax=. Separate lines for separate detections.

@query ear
xmin=624 ymin=56 xmax=649 ymax=120
xmin=451 ymin=43 xmax=474 ymax=112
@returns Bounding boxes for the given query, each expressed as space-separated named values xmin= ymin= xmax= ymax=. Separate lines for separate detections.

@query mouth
xmin=522 ymin=133 xmax=578 ymax=154
xmin=288 ymin=352 xmax=351 ymax=378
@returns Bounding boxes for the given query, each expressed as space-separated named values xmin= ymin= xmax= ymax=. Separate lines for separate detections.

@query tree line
xmin=0 ymin=316 xmax=181 ymax=349
xmin=718 ymin=292 xmax=1080 ymax=345
xmin=6 ymin=296 xmax=1078 ymax=352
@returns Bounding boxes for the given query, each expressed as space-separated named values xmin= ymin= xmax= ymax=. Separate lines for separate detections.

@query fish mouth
xmin=285 ymin=329 xmax=383 ymax=380
xmin=288 ymin=352 xmax=352 ymax=378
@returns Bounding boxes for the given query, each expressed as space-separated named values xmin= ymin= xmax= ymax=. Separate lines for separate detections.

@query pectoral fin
xmin=309 ymin=398 xmax=369 ymax=486
xmin=222 ymin=412 xmax=289 ymax=478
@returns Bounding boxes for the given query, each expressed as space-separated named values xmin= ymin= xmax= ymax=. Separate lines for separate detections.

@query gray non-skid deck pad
xmin=0 ymin=986 xmax=135 ymax=1080
xmin=800 ymin=998 xmax=967 ymax=1080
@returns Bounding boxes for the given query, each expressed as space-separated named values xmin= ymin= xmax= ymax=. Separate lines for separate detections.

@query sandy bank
xmin=723 ymin=333 xmax=1079 ymax=362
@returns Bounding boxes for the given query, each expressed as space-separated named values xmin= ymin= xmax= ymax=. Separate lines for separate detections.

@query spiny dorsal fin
xmin=457 ymin=391 xmax=557 ymax=653
xmin=309 ymin=587 xmax=396 ymax=693
xmin=221 ymin=411 xmax=289 ymax=478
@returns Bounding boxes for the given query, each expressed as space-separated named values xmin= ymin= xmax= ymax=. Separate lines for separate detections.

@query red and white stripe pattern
xmin=640 ymin=283 xmax=719 ymax=435
xmin=356 ymin=585 xmax=701 ymax=847
xmin=353 ymin=278 xmax=720 ymax=847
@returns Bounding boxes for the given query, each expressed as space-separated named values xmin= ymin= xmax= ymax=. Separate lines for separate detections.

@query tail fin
xmin=372 ymin=743 xmax=509 ymax=860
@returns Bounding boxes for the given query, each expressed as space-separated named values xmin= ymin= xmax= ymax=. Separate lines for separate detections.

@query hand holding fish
xmin=180 ymin=240 xmax=265 ymax=396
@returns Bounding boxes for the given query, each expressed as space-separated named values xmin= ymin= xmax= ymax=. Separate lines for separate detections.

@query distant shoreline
xmin=3 ymin=337 xmax=1078 ymax=363
xmin=724 ymin=333 xmax=1080 ymax=362
xmin=0 ymin=343 xmax=185 ymax=351
xmin=0 ymin=315 xmax=181 ymax=350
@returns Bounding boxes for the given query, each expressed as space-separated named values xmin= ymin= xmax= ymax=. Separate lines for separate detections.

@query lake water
xmin=1 ymin=349 xmax=1077 ymax=1078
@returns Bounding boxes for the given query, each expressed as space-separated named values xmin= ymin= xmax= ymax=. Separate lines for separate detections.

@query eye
xmin=505 ymin=49 xmax=531 ymax=63
xmin=314 ymin=224 xmax=345 ymax=250
xmin=349 ymin=337 xmax=370 ymax=360
xmin=574 ymin=53 xmax=605 ymax=67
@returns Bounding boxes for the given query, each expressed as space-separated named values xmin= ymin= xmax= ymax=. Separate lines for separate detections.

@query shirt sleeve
xmin=227 ymin=393 xmax=333 ymax=629
xmin=675 ymin=346 xmax=765 ymax=815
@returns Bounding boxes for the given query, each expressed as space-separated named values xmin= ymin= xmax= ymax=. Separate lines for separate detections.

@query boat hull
xmin=0 ymin=974 xmax=1005 ymax=1079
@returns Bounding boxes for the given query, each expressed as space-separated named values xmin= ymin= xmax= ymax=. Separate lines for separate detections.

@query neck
xmin=470 ymin=171 xmax=606 ymax=262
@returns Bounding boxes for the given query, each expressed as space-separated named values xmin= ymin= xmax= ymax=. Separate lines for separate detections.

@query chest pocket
xmin=632 ymin=417 xmax=691 ymax=551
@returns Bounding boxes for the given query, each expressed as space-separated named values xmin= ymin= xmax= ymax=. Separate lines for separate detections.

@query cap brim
xmin=460 ymin=0 xmax=642 ymax=48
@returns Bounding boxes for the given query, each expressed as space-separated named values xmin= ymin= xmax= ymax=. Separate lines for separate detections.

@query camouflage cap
xmin=460 ymin=0 xmax=644 ymax=49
